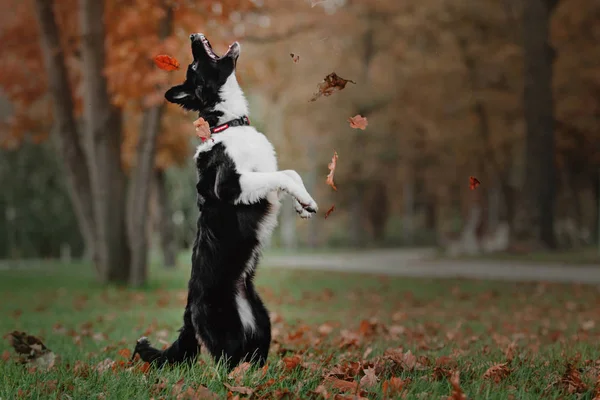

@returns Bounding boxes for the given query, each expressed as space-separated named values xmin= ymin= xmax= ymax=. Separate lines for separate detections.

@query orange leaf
xmin=326 ymin=151 xmax=338 ymax=191
xmin=153 ymin=54 xmax=180 ymax=71
xmin=325 ymin=376 xmax=358 ymax=393
xmin=447 ymin=371 xmax=467 ymax=400
xmin=469 ymin=176 xmax=480 ymax=190
xmin=117 ymin=348 xmax=131 ymax=359
xmin=348 ymin=115 xmax=368 ymax=130
xmin=282 ymin=355 xmax=302 ymax=370
xmin=324 ymin=205 xmax=335 ymax=219
xmin=1 ymin=350 xmax=10 ymax=362
xmin=310 ymin=72 xmax=356 ymax=102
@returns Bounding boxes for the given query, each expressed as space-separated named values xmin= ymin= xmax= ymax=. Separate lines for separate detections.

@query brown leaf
xmin=324 ymin=205 xmax=335 ymax=219
xmin=290 ymin=53 xmax=300 ymax=63
xmin=117 ymin=348 xmax=131 ymax=359
xmin=382 ymin=377 xmax=410 ymax=397
xmin=282 ymin=355 xmax=303 ymax=371
xmin=193 ymin=117 xmax=212 ymax=143
xmin=228 ymin=362 xmax=251 ymax=384
xmin=7 ymin=331 xmax=57 ymax=371
xmin=447 ymin=371 xmax=467 ymax=400
xmin=483 ymin=363 xmax=511 ymax=383
xmin=313 ymin=384 xmax=330 ymax=399
xmin=348 ymin=115 xmax=368 ymax=130
xmin=469 ymin=176 xmax=481 ymax=190
xmin=359 ymin=367 xmax=378 ymax=388
xmin=326 ymin=151 xmax=338 ymax=191
xmin=561 ymin=363 xmax=588 ymax=394
xmin=153 ymin=54 xmax=180 ymax=71
xmin=223 ymin=382 xmax=253 ymax=396
xmin=325 ymin=376 xmax=359 ymax=393
xmin=310 ymin=72 xmax=356 ymax=102
xmin=385 ymin=348 xmax=418 ymax=371
xmin=2 ymin=350 xmax=10 ymax=362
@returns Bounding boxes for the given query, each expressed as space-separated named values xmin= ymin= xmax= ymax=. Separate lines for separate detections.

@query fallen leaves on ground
xmin=153 ymin=54 xmax=180 ymax=71
xmin=193 ymin=117 xmax=212 ymax=143
xmin=469 ymin=176 xmax=481 ymax=190
xmin=310 ymin=72 xmax=356 ymax=102
xmin=6 ymin=331 xmax=57 ymax=371
xmin=447 ymin=371 xmax=467 ymax=400
xmin=483 ymin=362 xmax=511 ymax=383
xmin=561 ymin=362 xmax=588 ymax=394
xmin=348 ymin=115 xmax=368 ymax=130
xmin=326 ymin=151 xmax=338 ymax=191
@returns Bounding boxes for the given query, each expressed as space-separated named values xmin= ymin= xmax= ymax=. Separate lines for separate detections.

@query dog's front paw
xmin=296 ymin=195 xmax=318 ymax=215
xmin=294 ymin=200 xmax=315 ymax=219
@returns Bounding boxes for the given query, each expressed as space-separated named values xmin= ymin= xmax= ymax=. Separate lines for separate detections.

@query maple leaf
xmin=325 ymin=205 xmax=335 ymax=219
xmin=7 ymin=331 xmax=57 ymax=371
xmin=483 ymin=363 xmax=511 ymax=383
xmin=469 ymin=176 xmax=481 ymax=190
xmin=348 ymin=115 xmax=368 ymax=130
xmin=326 ymin=151 xmax=338 ymax=191
xmin=282 ymin=355 xmax=303 ymax=371
xmin=223 ymin=382 xmax=253 ymax=396
xmin=324 ymin=376 xmax=359 ymax=393
xmin=193 ymin=117 xmax=212 ymax=143
xmin=153 ymin=54 xmax=180 ymax=71
xmin=561 ymin=363 xmax=588 ymax=394
xmin=290 ymin=53 xmax=300 ymax=63
xmin=447 ymin=371 xmax=467 ymax=400
xmin=310 ymin=72 xmax=356 ymax=102
xmin=228 ymin=362 xmax=251 ymax=384
xmin=382 ymin=377 xmax=410 ymax=397
xmin=359 ymin=367 xmax=378 ymax=388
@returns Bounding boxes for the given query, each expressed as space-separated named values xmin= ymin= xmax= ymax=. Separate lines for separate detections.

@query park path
xmin=262 ymin=248 xmax=600 ymax=285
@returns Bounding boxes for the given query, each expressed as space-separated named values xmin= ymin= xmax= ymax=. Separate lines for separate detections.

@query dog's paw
xmin=296 ymin=196 xmax=318 ymax=215
xmin=294 ymin=200 xmax=314 ymax=219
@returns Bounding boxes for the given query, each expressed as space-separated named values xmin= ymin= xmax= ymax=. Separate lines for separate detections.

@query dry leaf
xmin=324 ymin=205 xmax=335 ymax=219
xmin=193 ymin=117 xmax=212 ymax=143
xmin=561 ymin=363 xmax=588 ymax=394
xmin=382 ymin=377 xmax=410 ymax=397
xmin=447 ymin=371 xmax=467 ymax=400
xmin=348 ymin=115 xmax=368 ymax=130
xmin=310 ymin=72 xmax=356 ymax=102
xmin=469 ymin=176 xmax=481 ymax=190
xmin=282 ymin=355 xmax=302 ymax=371
xmin=223 ymin=383 xmax=253 ymax=396
xmin=359 ymin=367 xmax=378 ymax=388
xmin=7 ymin=331 xmax=57 ymax=371
xmin=228 ymin=362 xmax=251 ymax=384
xmin=326 ymin=151 xmax=338 ymax=191
xmin=290 ymin=53 xmax=300 ymax=63
xmin=153 ymin=54 xmax=180 ymax=71
xmin=483 ymin=363 xmax=511 ymax=383
xmin=325 ymin=376 xmax=359 ymax=393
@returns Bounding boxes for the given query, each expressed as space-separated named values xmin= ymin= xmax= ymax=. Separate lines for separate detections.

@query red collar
xmin=211 ymin=115 xmax=251 ymax=134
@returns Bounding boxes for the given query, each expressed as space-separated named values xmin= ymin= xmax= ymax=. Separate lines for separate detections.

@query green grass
xmin=1 ymin=261 xmax=599 ymax=399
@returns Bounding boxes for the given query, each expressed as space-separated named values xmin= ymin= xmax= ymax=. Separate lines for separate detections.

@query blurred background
xmin=0 ymin=0 xmax=599 ymax=286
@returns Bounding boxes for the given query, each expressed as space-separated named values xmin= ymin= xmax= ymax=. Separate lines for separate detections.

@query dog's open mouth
xmin=191 ymin=33 xmax=239 ymax=62
xmin=199 ymin=35 xmax=219 ymax=60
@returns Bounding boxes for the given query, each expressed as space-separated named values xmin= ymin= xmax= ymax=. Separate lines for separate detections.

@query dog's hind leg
xmin=240 ymin=281 xmax=271 ymax=366
xmin=132 ymin=307 xmax=200 ymax=367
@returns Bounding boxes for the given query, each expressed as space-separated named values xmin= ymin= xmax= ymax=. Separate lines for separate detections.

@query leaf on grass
xmin=324 ymin=376 xmax=358 ymax=393
xmin=469 ymin=176 xmax=480 ymax=190
xmin=483 ymin=363 xmax=511 ymax=383
xmin=282 ymin=355 xmax=303 ymax=371
xmin=324 ymin=205 xmax=335 ymax=219
xmin=359 ymin=367 xmax=378 ymax=388
xmin=348 ymin=115 xmax=368 ymax=130
xmin=7 ymin=331 xmax=57 ymax=371
xmin=447 ymin=371 xmax=467 ymax=400
xmin=153 ymin=54 xmax=180 ymax=71
xmin=228 ymin=362 xmax=251 ymax=384
xmin=95 ymin=358 xmax=115 ymax=374
xmin=117 ymin=348 xmax=131 ymax=359
xmin=561 ymin=363 xmax=588 ymax=394
xmin=223 ymin=382 xmax=253 ymax=396
xmin=2 ymin=350 xmax=10 ymax=362
xmin=382 ymin=377 xmax=410 ymax=397
xmin=310 ymin=72 xmax=356 ymax=102
xmin=290 ymin=53 xmax=300 ymax=63
xmin=193 ymin=117 xmax=212 ymax=143
xmin=326 ymin=151 xmax=338 ymax=191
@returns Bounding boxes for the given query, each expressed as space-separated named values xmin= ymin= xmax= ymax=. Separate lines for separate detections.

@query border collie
xmin=131 ymin=33 xmax=318 ymax=371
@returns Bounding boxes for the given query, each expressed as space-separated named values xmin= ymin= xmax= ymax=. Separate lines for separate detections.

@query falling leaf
xmin=324 ymin=205 xmax=335 ymax=219
xmin=326 ymin=151 xmax=338 ymax=191
xmin=6 ymin=331 xmax=57 ymax=371
xmin=310 ymin=72 xmax=356 ymax=102
xmin=153 ymin=54 xmax=180 ymax=71
xmin=348 ymin=115 xmax=368 ymax=130
xmin=483 ymin=363 xmax=511 ymax=383
xmin=447 ymin=371 xmax=467 ymax=400
xmin=193 ymin=117 xmax=212 ymax=143
xmin=469 ymin=176 xmax=481 ymax=190
xmin=290 ymin=53 xmax=300 ymax=63
xmin=359 ymin=367 xmax=378 ymax=388
xmin=223 ymin=383 xmax=254 ymax=396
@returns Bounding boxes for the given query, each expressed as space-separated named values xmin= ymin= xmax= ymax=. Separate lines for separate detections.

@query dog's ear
xmin=165 ymin=84 xmax=194 ymax=104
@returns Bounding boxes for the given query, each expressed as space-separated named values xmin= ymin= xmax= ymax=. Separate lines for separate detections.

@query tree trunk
xmin=155 ymin=168 xmax=178 ymax=268
xmin=515 ymin=0 xmax=558 ymax=249
xmin=80 ymin=0 xmax=130 ymax=282
xmin=32 ymin=0 xmax=96 ymax=268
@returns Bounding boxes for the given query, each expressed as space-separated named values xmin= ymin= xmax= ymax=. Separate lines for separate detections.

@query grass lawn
xmin=437 ymin=247 xmax=600 ymax=265
xmin=1 ymin=261 xmax=599 ymax=399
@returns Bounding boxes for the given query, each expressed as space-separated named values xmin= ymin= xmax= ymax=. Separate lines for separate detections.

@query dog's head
xmin=165 ymin=33 xmax=240 ymax=117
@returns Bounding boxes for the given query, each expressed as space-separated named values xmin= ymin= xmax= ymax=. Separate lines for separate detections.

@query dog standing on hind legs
xmin=131 ymin=33 xmax=318 ymax=371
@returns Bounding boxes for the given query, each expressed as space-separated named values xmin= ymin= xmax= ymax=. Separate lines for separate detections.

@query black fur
xmin=132 ymin=34 xmax=272 ymax=371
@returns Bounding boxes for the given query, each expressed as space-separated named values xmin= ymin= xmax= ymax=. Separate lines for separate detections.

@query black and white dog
xmin=131 ymin=33 xmax=318 ymax=371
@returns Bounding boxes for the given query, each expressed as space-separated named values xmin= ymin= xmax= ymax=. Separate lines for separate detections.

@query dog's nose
xmin=190 ymin=33 xmax=203 ymax=41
